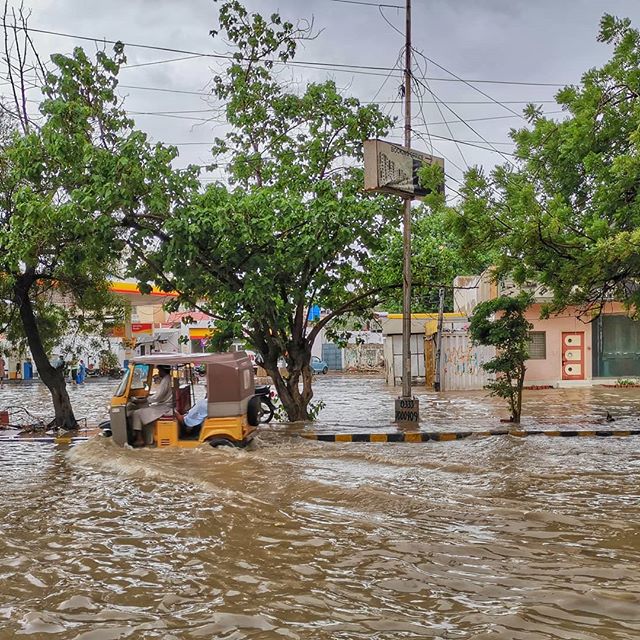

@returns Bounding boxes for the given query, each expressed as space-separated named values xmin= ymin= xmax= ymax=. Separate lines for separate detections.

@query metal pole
xmin=434 ymin=287 xmax=445 ymax=391
xmin=395 ymin=0 xmax=419 ymax=424
xmin=124 ymin=302 xmax=134 ymax=368
xmin=401 ymin=0 xmax=412 ymax=400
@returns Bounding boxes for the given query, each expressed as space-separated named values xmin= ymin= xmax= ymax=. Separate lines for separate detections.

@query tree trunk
xmin=14 ymin=276 xmax=78 ymax=429
xmin=512 ymin=364 xmax=526 ymax=424
xmin=263 ymin=348 xmax=314 ymax=422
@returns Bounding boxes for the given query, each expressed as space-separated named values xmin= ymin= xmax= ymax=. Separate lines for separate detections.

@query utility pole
xmin=395 ymin=0 xmax=419 ymax=425
xmin=433 ymin=287 xmax=445 ymax=391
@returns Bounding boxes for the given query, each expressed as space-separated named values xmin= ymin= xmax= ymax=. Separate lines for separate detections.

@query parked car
xmin=311 ymin=355 xmax=329 ymax=375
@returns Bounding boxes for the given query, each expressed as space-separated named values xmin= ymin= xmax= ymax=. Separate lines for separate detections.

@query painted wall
xmin=524 ymin=305 xmax=592 ymax=385
xmin=439 ymin=332 xmax=496 ymax=391
xmin=343 ymin=343 xmax=384 ymax=371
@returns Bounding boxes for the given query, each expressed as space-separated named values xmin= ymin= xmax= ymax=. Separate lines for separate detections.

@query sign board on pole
xmin=109 ymin=323 xmax=153 ymax=337
xmin=363 ymin=139 xmax=445 ymax=199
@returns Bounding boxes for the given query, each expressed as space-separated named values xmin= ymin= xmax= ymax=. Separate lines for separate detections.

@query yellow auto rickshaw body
xmin=108 ymin=352 xmax=258 ymax=448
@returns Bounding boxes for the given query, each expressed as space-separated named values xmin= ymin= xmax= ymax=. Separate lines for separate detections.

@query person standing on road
xmin=70 ymin=357 xmax=78 ymax=385
xmin=0 ymin=356 xmax=5 ymax=387
xmin=77 ymin=360 xmax=86 ymax=385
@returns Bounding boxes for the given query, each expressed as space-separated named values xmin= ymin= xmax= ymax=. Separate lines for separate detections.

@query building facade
xmin=454 ymin=273 xmax=640 ymax=387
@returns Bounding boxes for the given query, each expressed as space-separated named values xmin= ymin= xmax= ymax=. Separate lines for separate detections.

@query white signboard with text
xmin=364 ymin=139 xmax=445 ymax=198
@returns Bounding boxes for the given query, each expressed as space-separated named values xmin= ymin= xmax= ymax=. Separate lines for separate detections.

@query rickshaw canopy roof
xmin=131 ymin=353 xmax=247 ymax=367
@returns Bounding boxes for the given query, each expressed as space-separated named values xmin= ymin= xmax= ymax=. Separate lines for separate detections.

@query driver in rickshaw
xmin=130 ymin=365 xmax=173 ymax=447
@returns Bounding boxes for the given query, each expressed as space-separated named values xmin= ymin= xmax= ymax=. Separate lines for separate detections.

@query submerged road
xmin=1 ymin=376 xmax=640 ymax=638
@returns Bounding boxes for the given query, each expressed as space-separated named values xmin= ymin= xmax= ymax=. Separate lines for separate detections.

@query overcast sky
xmin=12 ymin=0 xmax=640 ymax=192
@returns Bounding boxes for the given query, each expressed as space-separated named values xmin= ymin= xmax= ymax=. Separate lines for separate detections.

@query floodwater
xmin=2 ymin=376 xmax=640 ymax=638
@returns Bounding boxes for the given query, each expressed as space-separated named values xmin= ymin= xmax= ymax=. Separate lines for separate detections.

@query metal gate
xmin=426 ymin=332 xmax=495 ymax=391
xmin=321 ymin=343 xmax=343 ymax=371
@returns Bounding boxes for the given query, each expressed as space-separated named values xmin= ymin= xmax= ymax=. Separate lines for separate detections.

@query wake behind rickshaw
xmin=104 ymin=352 xmax=264 ymax=448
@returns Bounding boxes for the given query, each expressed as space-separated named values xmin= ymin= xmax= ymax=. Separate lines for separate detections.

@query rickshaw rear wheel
xmin=247 ymin=395 xmax=262 ymax=427
xmin=207 ymin=437 xmax=237 ymax=448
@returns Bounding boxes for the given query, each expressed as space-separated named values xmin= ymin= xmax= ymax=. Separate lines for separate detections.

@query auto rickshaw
xmin=105 ymin=352 xmax=261 ymax=448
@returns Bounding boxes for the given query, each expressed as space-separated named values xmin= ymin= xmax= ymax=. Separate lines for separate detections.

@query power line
xmin=120 ymin=82 xmax=556 ymax=102
xmin=413 ymin=48 xmax=522 ymax=120
xmin=21 ymin=24 xmax=414 ymax=75
xmin=21 ymin=23 xmax=567 ymax=87
xmin=378 ymin=5 xmax=404 ymax=39
xmin=329 ymin=0 xmax=403 ymax=8
xmin=367 ymin=99 xmax=556 ymax=105
xmin=128 ymin=108 xmax=215 ymax=114
xmin=414 ymin=69 xmax=469 ymax=170
xmin=413 ymin=75 xmax=516 ymax=166
xmin=119 ymin=83 xmax=210 ymax=97
xmin=127 ymin=111 xmax=213 ymax=122
xmin=370 ymin=45 xmax=405 ymax=122
xmin=415 ymin=110 xmax=565 ymax=126
xmin=411 ymin=128 xmax=466 ymax=174
xmin=411 ymin=131 xmax=514 ymax=146
xmin=426 ymin=133 xmax=516 ymax=155
xmin=123 ymin=54 xmax=204 ymax=69
xmin=118 ymin=81 xmax=557 ymax=103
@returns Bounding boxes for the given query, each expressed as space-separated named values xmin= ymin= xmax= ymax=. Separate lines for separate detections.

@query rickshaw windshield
xmin=114 ymin=364 xmax=150 ymax=397
xmin=114 ymin=369 xmax=129 ymax=397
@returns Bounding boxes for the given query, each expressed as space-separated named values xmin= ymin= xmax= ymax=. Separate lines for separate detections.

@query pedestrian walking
xmin=77 ymin=359 xmax=86 ymax=385
xmin=70 ymin=357 xmax=78 ymax=385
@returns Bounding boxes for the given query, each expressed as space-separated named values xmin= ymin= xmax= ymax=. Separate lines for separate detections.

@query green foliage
xmin=99 ymin=349 xmax=120 ymax=374
xmin=131 ymin=1 xmax=399 ymax=421
xmin=371 ymin=203 xmax=494 ymax=313
xmin=469 ymin=293 xmax=533 ymax=423
xmin=0 ymin=41 xmax=197 ymax=426
xmin=450 ymin=14 xmax=640 ymax=317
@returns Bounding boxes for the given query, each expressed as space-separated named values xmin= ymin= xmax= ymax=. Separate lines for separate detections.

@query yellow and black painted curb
xmin=300 ymin=429 xmax=640 ymax=443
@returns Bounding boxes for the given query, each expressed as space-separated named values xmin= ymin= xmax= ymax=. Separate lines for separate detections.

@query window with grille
xmin=527 ymin=331 xmax=546 ymax=359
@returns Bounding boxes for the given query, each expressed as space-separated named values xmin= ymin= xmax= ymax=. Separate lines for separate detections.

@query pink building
xmin=454 ymin=273 xmax=640 ymax=387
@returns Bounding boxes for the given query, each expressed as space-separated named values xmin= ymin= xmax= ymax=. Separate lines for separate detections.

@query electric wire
xmin=413 ymin=48 xmax=524 ymax=120
xmin=413 ymin=73 xmax=516 ymax=166
xmin=411 ymin=53 xmax=468 ymax=170
xmin=378 ymin=5 xmax=404 ymax=39
xmin=369 ymin=46 xmax=405 ymax=106
xmin=415 ymin=110 xmax=565 ymax=127
xmin=329 ymin=0 xmax=403 ymax=8
xmin=410 ymin=71 xmax=432 ymax=153
xmin=19 ymin=23 xmax=567 ymax=87
xmin=410 ymin=127 xmax=465 ymax=174
xmin=123 ymin=54 xmax=204 ymax=69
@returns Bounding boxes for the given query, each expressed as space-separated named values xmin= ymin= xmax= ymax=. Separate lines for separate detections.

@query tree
xmin=469 ymin=293 xmax=533 ymax=424
xmin=372 ymin=203 xmax=494 ymax=313
xmin=448 ymin=14 xmax=640 ymax=317
xmin=131 ymin=1 xmax=400 ymax=421
xmin=0 ymin=13 xmax=196 ymax=427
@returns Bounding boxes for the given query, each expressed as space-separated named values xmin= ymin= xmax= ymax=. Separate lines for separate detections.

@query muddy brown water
xmin=1 ymin=376 xmax=640 ymax=638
